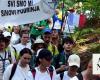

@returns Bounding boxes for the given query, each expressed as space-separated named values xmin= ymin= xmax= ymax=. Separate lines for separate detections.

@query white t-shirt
xmin=55 ymin=71 xmax=79 ymax=80
xmin=13 ymin=42 xmax=31 ymax=54
xmin=3 ymin=63 xmax=30 ymax=80
xmin=26 ymin=66 xmax=56 ymax=80
xmin=10 ymin=32 xmax=20 ymax=45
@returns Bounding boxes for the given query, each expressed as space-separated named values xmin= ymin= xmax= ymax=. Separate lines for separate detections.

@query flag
xmin=79 ymin=14 xmax=86 ymax=28
xmin=67 ymin=12 xmax=75 ymax=26
xmin=64 ymin=12 xmax=86 ymax=33
xmin=67 ymin=12 xmax=86 ymax=28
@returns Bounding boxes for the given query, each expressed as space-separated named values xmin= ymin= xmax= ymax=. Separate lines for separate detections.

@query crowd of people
xmin=0 ymin=9 xmax=100 ymax=80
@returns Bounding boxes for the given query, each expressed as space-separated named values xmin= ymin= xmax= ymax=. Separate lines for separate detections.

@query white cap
xmin=68 ymin=54 xmax=80 ymax=68
xmin=3 ymin=31 xmax=11 ymax=37
xmin=0 ymin=27 xmax=4 ymax=31
xmin=34 ymin=38 xmax=44 ymax=44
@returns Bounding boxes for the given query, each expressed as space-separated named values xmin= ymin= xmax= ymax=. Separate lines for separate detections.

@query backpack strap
xmin=31 ymin=68 xmax=36 ymax=79
xmin=76 ymin=73 xmax=83 ymax=80
xmin=48 ymin=66 xmax=54 ymax=80
xmin=0 ymin=55 xmax=5 ymax=73
xmin=60 ymin=72 xmax=64 ymax=80
xmin=8 ymin=50 xmax=12 ymax=63
xmin=31 ymin=66 xmax=54 ymax=80
xmin=9 ymin=62 xmax=18 ymax=80
xmin=0 ymin=51 xmax=11 ymax=72
xmin=12 ymin=46 xmax=17 ymax=60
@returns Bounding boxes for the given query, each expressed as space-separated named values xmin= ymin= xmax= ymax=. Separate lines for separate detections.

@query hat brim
xmin=69 ymin=63 xmax=80 ymax=68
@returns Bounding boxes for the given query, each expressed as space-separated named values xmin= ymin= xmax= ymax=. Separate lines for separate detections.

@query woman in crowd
xmin=3 ymin=48 xmax=32 ymax=80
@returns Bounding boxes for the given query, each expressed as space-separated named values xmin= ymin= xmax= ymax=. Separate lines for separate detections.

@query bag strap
xmin=0 ymin=51 xmax=11 ymax=72
xmin=12 ymin=46 xmax=17 ymax=60
xmin=48 ymin=66 xmax=54 ymax=80
xmin=8 ymin=50 xmax=12 ymax=63
xmin=31 ymin=66 xmax=54 ymax=80
xmin=0 ymin=54 xmax=5 ymax=73
xmin=60 ymin=72 xmax=64 ymax=80
xmin=9 ymin=62 xmax=18 ymax=80
xmin=76 ymin=73 xmax=83 ymax=80
xmin=31 ymin=68 xmax=36 ymax=79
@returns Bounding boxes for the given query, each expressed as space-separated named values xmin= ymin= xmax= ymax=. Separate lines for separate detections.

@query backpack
xmin=59 ymin=72 xmax=83 ymax=80
xmin=9 ymin=62 xmax=18 ymax=80
xmin=31 ymin=66 xmax=54 ymax=80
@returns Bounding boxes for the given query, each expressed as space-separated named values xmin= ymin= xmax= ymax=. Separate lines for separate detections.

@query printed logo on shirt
xmin=93 ymin=54 xmax=100 ymax=74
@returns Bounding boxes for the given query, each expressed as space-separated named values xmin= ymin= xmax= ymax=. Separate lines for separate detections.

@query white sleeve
xmin=54 ymin=74 xmax=60 ymax=80
xmin=3 ymin=64 xmax=13 ymax=80
xmin=26 ymin=71 xmax=33 ymax=80
xmin=71 ymin=76 xmax=79 ymax=80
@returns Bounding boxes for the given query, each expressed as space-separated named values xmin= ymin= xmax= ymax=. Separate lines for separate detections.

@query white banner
xmin=0 ymin=0 xmax=56 ymax=27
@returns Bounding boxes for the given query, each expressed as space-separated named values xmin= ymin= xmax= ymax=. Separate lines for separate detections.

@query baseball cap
xmin=44 ymin=29 xmax=51 ymax=34
xmin=0 ymin=27 xmax=4 ymax=31
xmin=68 ymin=54 xmax=80 ymax=68
xmin=3 ymin=31 xmax=11 ymax=37
xmin=31 ymin=38 xmax=46 ymax=51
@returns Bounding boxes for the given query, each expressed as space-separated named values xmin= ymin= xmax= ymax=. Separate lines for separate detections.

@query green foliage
xmin=58 ymin=0 xmax=100 ymax=18
xmin=58 ymin=0 xmax=100 ymax=53
xmin=72 ymin=27 xmax=94 ymax=41
xmin=87 ymin=43 xmax=100 ymax=53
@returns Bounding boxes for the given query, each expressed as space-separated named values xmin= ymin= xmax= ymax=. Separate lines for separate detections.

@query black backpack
xmin=31 ymin=66 xmax=54 ymax=80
